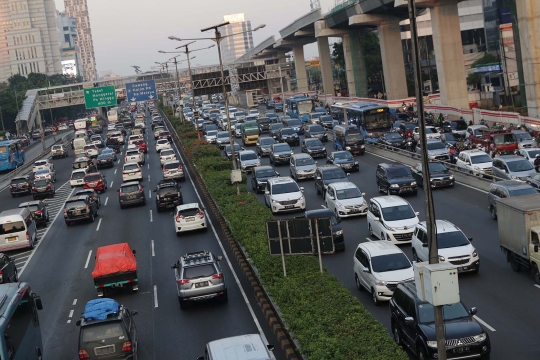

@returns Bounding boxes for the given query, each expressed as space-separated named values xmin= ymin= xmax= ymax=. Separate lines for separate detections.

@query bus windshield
xmin=365 ymin=112 xmax=392 ymax=130
xmin=345 ymin=133 xmax=364 ymax=143
xmin=297 ymin=101 xmax=313 ymax=114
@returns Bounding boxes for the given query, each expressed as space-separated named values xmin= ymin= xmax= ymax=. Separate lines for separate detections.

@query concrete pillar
xmin=516 ymin=1 xmax=540 ymax=117
xmin=378 ymin=21 xmax=408 ymax=100
xmin=293 ymin=45 xmax=308 ymax=92
xmin=317 ymin=36 xmax=334 ymax=95
xmin=430 ymin=0 xmax=469 ymax=109
xmin=342 ymin=32 xmax=368 ymax=98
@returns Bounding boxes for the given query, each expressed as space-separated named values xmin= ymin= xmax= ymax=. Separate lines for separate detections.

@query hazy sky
xmin=53 ymin=0 xmax=340 ymax=77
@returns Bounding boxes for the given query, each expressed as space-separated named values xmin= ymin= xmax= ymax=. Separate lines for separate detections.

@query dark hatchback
xmin=314 ymin=165 xmax=350 ymax=196
xmin=96 ymin=153 xmax=115 ymax=169
xmin=257 ymin=117 xmax=272 ymax=132
xmin=118 ymin=182 xmax=146 ymax=209
xmin=269 ymin=123 xmax=285 ymax=139
xmin=304 ymin=208 xmax=345 ymax=251
xmin=10 ymin=175 xmax=33 ymax=197
xmin=105 ymin=138 xmax=120 ymax=153
xmin=154 ymin=180 xmax=183 ymax=212
xmin=251 ymin=166 xmax=279 ymax=193
xmin=32 ymin=179 xmax=55 ymax=199
xmin=64 ymin=195 xmax=98 ymax=225
xmin=304 ymin=124 xmax=328 ymax=142
xmin=326 ymin=151 xmax=359 ymax=172
xmin=390 ymin=281 xmax=490 ymax=360
xmin=301 ymin=138 xmax=327 ymax=158
xmin=256 ymin=137 xmax=276 ymax=157
xmin=376 ymin=163 xmax=418 ymax=196
xmin=75 ymin=189 xmax=101 ymax=208
xmin=320 ymin=115 xmax=333 ymax=129
xmin=411 ymin=162 xmax=455 ymax=188
xmin=19 ymin=200 xmax=49 ymax=226
xmin=224 ymin=143 xmax=243 ymax=160
xmin=380 ymin=132 xmax=404 ymax=149
xmin=276 ymin=127 xmax=300 ymax=146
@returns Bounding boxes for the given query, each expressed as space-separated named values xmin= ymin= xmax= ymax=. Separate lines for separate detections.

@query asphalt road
xmin=0 ymin=112 xmax=286 ymax=359
xmin=239 ymin=104 xmax=539 ymax=360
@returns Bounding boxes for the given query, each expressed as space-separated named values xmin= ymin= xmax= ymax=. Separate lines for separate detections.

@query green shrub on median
xmin=172 ymin=114 xmax=407 ymax=360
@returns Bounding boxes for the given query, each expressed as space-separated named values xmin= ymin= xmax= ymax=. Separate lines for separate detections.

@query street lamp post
xmin=38 ymin=59 xmax=60 ymax=151
xmin=157 ymin=56 xmax=196 ymax=117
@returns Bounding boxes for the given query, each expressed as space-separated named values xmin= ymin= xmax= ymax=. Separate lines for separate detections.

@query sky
xmin=53 ymin=0 xmax=341 ymax=77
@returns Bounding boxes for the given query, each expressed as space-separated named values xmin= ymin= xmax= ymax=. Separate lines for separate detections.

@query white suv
xmin=33 ymin=159 xmax=54 ymax=173
xmin=411 ymin=220 xmax=480 ymax=273
xmin=159 ymin=149 xmax=177 ymax=166
xmin=264 ymin=177 xmax=306 ymax=214
xmin=156 ymin=139 xmax=171 ymax=153
xmin=325 ymin=182 xmax=368 ymax=218
xmin=125 ymin=149 xmax=144 ymax=165
xmin=122 ymin=162 xmax=143 ymax=182
xmin=353 ymin=241 xmax=414 ymax=305
xmin=367 ymin=196 xmax=419 ymax=244
xmin=455 ymin=149 xmax=493 ymax=176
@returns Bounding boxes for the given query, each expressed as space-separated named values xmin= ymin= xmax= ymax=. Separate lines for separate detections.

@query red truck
xmin=472 ymin=129 xmax=518 ymax=154
xmin=92 ymin=243 xmax=138 ymax=297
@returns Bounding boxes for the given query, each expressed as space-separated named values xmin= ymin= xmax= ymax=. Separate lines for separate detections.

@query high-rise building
xmin=63 ymin=0 xmax=97 ymax=81
xmin=56 ymin=11 xmax=82 ymax=78
xmin=220 ymin=13 xmax=254 ymax=64
xmin=0 ymin=0 xmax=63 ymax=82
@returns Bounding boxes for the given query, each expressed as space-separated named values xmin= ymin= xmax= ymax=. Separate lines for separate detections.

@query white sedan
xmin=174 ymin=203 xmax=207 ymax=235
xmin=156 ymin=139 xmax=171 ymax=153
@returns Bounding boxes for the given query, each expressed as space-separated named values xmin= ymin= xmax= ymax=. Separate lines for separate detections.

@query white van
xmin=73 ymin=137 xmax=88 ymax=155
xmin=70 ymin=168 xmax=88 ymax=187
xmin=197 ymin=334 xmax=275 ymax=360
xmin=0 ymin=208 xmax=37 ymax=251
xmin=74 ymin=130 xmax=88 ymax=139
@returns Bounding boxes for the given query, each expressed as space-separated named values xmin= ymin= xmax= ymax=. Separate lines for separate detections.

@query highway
xmin=241 ymin=105 xmax=538 ymax=360
xmin=0 ymin=112 xmax=286 ymax=359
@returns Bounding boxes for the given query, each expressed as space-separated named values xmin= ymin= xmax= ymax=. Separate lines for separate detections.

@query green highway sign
xmin=84 ymin=86 xmax=117 ymax=108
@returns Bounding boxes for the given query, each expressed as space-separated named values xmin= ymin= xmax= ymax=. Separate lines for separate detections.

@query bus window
xmin=4 ymin=292 xmax=36 ymax=359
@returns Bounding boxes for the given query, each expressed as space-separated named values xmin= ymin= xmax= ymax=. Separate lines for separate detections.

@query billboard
xmin=61 ymin=60 xmax=77 ymax=76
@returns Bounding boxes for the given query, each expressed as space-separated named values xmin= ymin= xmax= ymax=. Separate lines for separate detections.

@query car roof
xmin=461 ymin=149 xmax=490 ymax=156
xmin=123 ymin=162 xmax=139 ymax=167
xmin=292 ymin=153 xmax=312 ymax=159
xmin=305 ymin=208 xmax=333 ymax=218
xmin=267 ymin=177 xmax=295 ymax=185
xmin=72 ymin=169 xmax=87 ymax=174
xmin=238 ymin=150 xmax=257 ymax=155
xmin=371 ymin=195 xmax=409 ymax=207
xmin=19 ymin=200 xmax=40 ymax=207
xmin=417 ymin=219 xmax=460 ymax=234
xmin=497 ymin=155 xmax=527 ymax=162
xmin=318 ymin=165 xmax=341 ymax=171
xmin=378 ymin=162 xmax=408 ymax=169
xmin=176 ymin=203 xmax=200 ymax=211
xmin=253 ymin=165 xmax=274 ymax=171
xmin=358 ymin=241 xmax=403 ymax=257
xmin=163 ymin=159 xmax=180 ymax=165
xmin=468 ymin=125 xmax=487 ymax=129
xmin=121 ymin=181 xmax=140 ymax=187
xmin=491 ymin=180 xmax=533 ymax=189
xmin=329 ymin=181 xmax=358 ymax=190
xmin=85 ymin=172 xmax=101 ymax=177
xmin=66 ymin=195 xmax=88 ymax=202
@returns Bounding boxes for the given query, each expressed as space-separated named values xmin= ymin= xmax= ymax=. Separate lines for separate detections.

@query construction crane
xmin=130 ymin=65 xmax=142 ymax=74
xmin=310 ymin=0 xmax=320 ymax=10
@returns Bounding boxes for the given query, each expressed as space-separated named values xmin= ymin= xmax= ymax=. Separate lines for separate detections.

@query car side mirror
xmin=404 ymin=316 xmax=415 ymax=324
xmin=347 ymin=173 xmax=350 ymax=176
xmin=468 ymin=237 xmax=473 ymax=242
xmin=132 ymin=249 xmax=136 ymax=255
xmin=275 ymin=172 xmax=280 ymax=176
xmin=469 ymin=307 xmax=478 ymax=316
xmin=372 ymin=217 xmax=380 ymax=222
xmin=300 ymin=187 xmax=305 ymax=191
xmin=76 ymin=320 xmax=81 ymax=326
xmin=316 ymin=176 xmax=322 ymax=180
xmin=466 ymin=160 xmax=471 ymax=165
xmin=171 ymin=264 xmax=178 ymax=269
xmin=415 ymin=212 xmax=420 ymax=216
xmin=216 ymin=256 xmax=223 ymax=261
xmin=362 ymin=266 xmax=370 ymax=273
xmin=131 ymin=310 xmax=138 ymax=316
xmin=535 ymin=244 xmax=539 ymax=253
xmin=330 ymin=196 xmax=335 ymax=200
xmin=267 ymin=344 xmax=275 ymax=352
xmin=256 ymin=142 xmax=260 ymax=146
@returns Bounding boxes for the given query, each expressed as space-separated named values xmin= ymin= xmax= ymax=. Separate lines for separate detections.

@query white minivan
xmin=198 ymin=334 xmax=275 ymax=360
xmin=0 ymin=208 xmax=37 ymax=251
xmin=367 ymin=196 xmax=419 ymax=244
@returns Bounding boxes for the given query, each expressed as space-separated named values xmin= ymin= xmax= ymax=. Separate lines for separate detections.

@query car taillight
xmin=211 ymin=273 xmax=223 ymax=279
xmin=175 ymin=215 xmax=182 ymax=222
xmin=46 ymin=185 xmax=51 ymax=190
xmin=177 ymin=279 xmax=189 ymax=285
xmin=8 ymin=154 xmax=11 ymax=163
xmin=163 ymin=168 xmax=168 ymax=172
xmin=135 ymin=169 xmax=141 ymax=173
xmin=178 ymin=165 xmax=183 ymax=170
xmin=121 ymin=341 xmax=132 ymax=352
xmin=26 ymin=231 xmax=30 ymax=241
xmin=198 ymin=210 xmax=204 ymax=218
xmin=35 ymin=210 xmax=42 ymax=214
xmin=9 ymin=185 xmax=12 ymax=189
xmin=78 ymin=350 xmax=90 ymax=359
xmin=63 ymin=209 xmax=67 ymax=215
xmin=119 ymin=190 xmax=123 ymax=196
xmin=139 ymin=187 xmax=143 ymax=193
xmin=32 ymin=187 xmax=37 ymax=191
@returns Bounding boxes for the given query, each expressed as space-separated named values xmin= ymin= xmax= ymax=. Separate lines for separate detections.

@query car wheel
xmin=316 ymin=184 xmax=321 ymax=195
xmin=534 ymin=264 xmax=540 ymax=285
xmin=90 ymin=212 xmax=95 ymax=222
xmin=179 ymin=299 xmax=189 ymax=310
xmin=392 ymin=323 xmax=402 ymax=346
xmin=510 ymin=253 xmax=521 ymax=272
xmin=368 ymin=224 xmax=374 ymax=237
xmin=490 ymin=206 xmax=497 ymax=220
xmin=371 ymin=288 xmax=380 ymax=306
xmin=412 ymin=249 xmax=420 ymax=263
xmin=13 ymin=269 xmax=18 ymax=282
xmin=355 ymin=274 xmax=363 ymax=292
xmin=417 ymin=346 xmax=428 ymax=360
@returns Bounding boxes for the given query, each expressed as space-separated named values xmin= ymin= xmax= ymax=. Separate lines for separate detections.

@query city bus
xmin=107 ymin=107 xmax=119 ymax=123
xmin=0 ymin=140 xmax=25 ymax=171
xmin=0 ymin=282 xmax=44 ymax=359
xmin=339 ymin=102 xmax=393 ymax=140
xmin=286 ymin=95 xmax=315 ymax=122
xmin=73 ymin=118 xmax=91 ymax=133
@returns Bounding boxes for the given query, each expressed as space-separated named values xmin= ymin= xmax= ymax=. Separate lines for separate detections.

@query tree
xmin=471 ymin=53 xmax=499 ymax=67
xmin=467 ymin=73 xmax=482 ymax=88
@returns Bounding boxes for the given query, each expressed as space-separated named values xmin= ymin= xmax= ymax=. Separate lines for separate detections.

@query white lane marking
xmin=147 ymin=164 xmax=150 ymax=169
xmin=151 ymin=240 xmax=155 ymax=257
xmin=148 ymin=175 xmax=150 ymax=182
xmin=104 ymin=197 xmax=108 ymax=206
xmin=153 ymin=285 xmax=158 ymax=308
xmin=114 ymin=169 xmax=117 ymax=174
xmin=72 ymin=299 xmax=77 ymax=306
xmin=19 ymin=185 xmax=76 ymax=277
xmin=473 ymin=315 xmax=496 ymax=332
xmin=13 ymin=250 xmax=32 ymax=257
xmin=149 ymin=190 xmax=152 ymax=198
xmin=96 ymin=218 xmax=102 ymax=231
xmin=366 ymin=237 xmax=373 ymax=242
xmin=67 ymin=319 xmax=71 ymax=324
xmin=150 ymin=210 xmax=153 ymax=222
xmin=535 ymin=284 xmax=540 ymax=289
xmin=110 ymin=181 xmax=114 ymax=187
xmin=84 ymin=250 xmax=93 ymax=269
xmin=169 ymin=134 xmax=268 ymax=343
xmin=68 ymin=309 xmax=74 ymax=318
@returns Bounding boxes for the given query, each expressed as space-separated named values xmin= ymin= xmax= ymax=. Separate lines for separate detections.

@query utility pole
xmin=408 ymin=1 xmax=446 ymax=359
xmin=47 ymin=81 xmax=57 ymax=143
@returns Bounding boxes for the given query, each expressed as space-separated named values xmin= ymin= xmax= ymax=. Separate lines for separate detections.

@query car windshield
xmin=34 ymin=161 xmax=47 ymax=166
xmin=281 ymin=128 xmax=295 ymax=135
xmin=22 ymin=205 xmax=39 ymax=212
xmin=515 ymin=132 xmax=533 ymax=141
xmin=371 ymin=253 xmax=411 ymax=272
xmin=161 ymin=150 xmax=174 ymax=156
xmin=450 ymin=121 xmax=467 ymax=130
xmin=385 ymin=133 xmax=402 ymax=140
xmin=0 ymin=221 xmax=25 ymax=235
xmin=272 ymin=182 xmax=300 ymax=194
xmin=72 ymin=172 xmax=85 ymax=179
xmin=184 ymin=264 xmax=216 ymax=279
xmin=85 ymin=174 xmax=101 ymax=181
xmin=418 ymin=302 xmax=470 ymax=324
xmin=217 ymin=132 xmax=228 ymax=138
xmin=525 ymin=149 xmax=540 ymax=158
xmin=471 ymin=154 xmax=492 ymax=164
xmin=296 ymin=157 xmax=315 ymax=166
xmin=83 ymin=145 xmax=95 ymax=151
xmin=81 ymin=323 xmax=124 ymax=342
xmin=436 ymin=230 xmax=470 ymax=249
xmin=428 ymin=163 xmax=448 ymax=173
xmin=122 ymin=184 xmax=140 ymax=193
xmin=66 ymin=200 xmax=86 ymax=208
xmin=254 ymin=169 xmax=275 ymax=178
xmin=260 ymin=138 xmax=275 ymax=146
xmin=305 ymin=140 xmax=322 ymax=148
xmin=126 ymin=151 xmax=139 ymax=156
xmin=426 ymin=142 xmax=446 ymax=150
xmin=157 ymin=140 xmax=168 ymax=144
xmin=425 ymin=127 xmax=439 ymax=134
xmin=324 ymin=168 xmax=347 ymax=180
xmin=34 ymin=179 xmax=48 ymax=186
xmin=240 ymin=152 xmax=257 ymax=161
xmin=206 ymin=131 xmax=218 ymax=136
xmin=52 ymin=145 xmax=62 ymax=150
xmin=509 ymin=187 xmax=537 ymax=196
xmin=11 ymin=178 xmax=27 ymax=185
xmin=235 ymin=112 xmax=246 ymax=117
xmin=443 ymin=133 xmax=457 ymax=141
xmin=334 ymin=152 xmax=352 ymax=160
xmin=35 ymin=169 xmax=49 ymax=175
xmin=336 ymin=187 xmax=361 ymax=200
xmin=387 ymin=167 xmax=411 ymax=178
xmin=309 ymin=125 xmax=324 ymax=133
xmin=402 ymin=123 xmax=416 ymax=130
xmin=494 ymin=134 xmax=517 ymax=145
xmin=124 ymin=164 xmax=138 ymax=171
xmin=274 ymin=144 xmax=290 ymax=153
xmin=287 ymin=120 xmax=301 ymax=127
xmin=381 ymin=205 xmax=416 ymax=221
xmin=163 ymin=162 xmax=180 ymax=170
xmin=507 ymin=159 xmax=534 ymax=172
xmin=345 ymin=133 xmax=364 ymax=142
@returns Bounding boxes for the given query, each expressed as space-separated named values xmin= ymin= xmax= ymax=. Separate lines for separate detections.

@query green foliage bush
xmin=171 ymin=109 xmax=407 ymax=360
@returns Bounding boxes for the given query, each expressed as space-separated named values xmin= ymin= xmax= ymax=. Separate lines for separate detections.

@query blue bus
xmin=286 ymin=95 xmax=314 ymax=122
xmin=332 ymin=102 xmax=393 ymax=141
xmin=0 ymin=140 xmax=25 ymax=171
xmin=0 ymin=282 xmax=44 ymax=359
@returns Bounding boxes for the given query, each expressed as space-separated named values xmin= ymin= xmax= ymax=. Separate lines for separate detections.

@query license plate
xmin=186 ymin=217 xmax=195 ymax=222
xmin=453 ymin=347 xmax=469 ymax=354
xmin=195 ymin=281 xmax=208 ymax=288
xmin=400 ymin=187 xmax=411 ymax=192
xmin=285 ymin=205 xmax=295 ymax=209
xmin=75 ymin=210 xmax=82 ymax=215
xmin=349 ymin=209 xmax=359 ymax=213
xmin=7 ymin=236 xmax=17 ymax=242
xmin=127 ymin=195 xmax=136 ymax=200
xmin=458 ymin=266 xmax=469 ymax=271
xmin=95 ymin=345 xmax=115 ymax=355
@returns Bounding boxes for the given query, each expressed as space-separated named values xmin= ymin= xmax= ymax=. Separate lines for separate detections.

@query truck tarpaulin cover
xmin=84 ymin=298 xmax=120 ymax=321
xmin=92 ymin=243 xmax=137 ymax=278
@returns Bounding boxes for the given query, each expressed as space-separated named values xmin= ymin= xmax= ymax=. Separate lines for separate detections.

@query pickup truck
xmin=497 ymin=193 xmax=540 ymax=284
xmin=92 ymin=243 xmax=138 ymax=297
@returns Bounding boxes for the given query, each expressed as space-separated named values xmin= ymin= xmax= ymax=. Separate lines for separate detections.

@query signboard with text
xmin=84 ymin=86 xmax=117 ymax=108
xmin=126 ymin=80 xmax=158 ymax=102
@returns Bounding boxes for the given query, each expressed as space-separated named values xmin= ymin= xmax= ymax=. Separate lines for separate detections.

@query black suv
xmin=75 ymin=189 xmax=102 ymax=208
xmin=32 ymin=178 xmax=55 ymax=199
xmin=64 ymin=195 xmax=98 ymax=225
xmin=314 ymin=165 xmax=350 ymax=196
xmin=10 ymin=175 xmax=33 ymax=197
xmin=390 ymin=281 xmax=490 ymax=360
xmin=154 ymin=180 xmax=183 ymax=212
xmin=118 ymin=182 xmax=146 ymax=209
xmin=376 ymin=163 xmax=418 ymax=196
xmin=257 ymin=117 xmax=272 ymax=132
xmin=327 ymin=151 xmax=359 ymax=172
xmin=304 ymin=208 xmax=344 ymax=251
xmin=269 ymin=123 xmax=284 ymax=139
xmin=276 ymin=127 xmax=300 ymax=146
xmin=301 ymin=138 xmax=327 ymax=158
xmin=19 ymin=200 xmax=49 ymax=227
xmin=251 ymin=166 xmax=279 ymax=193
xmin=304 ymin=124 xmax=328 ymax=142
xmin=76 ymin=298 xmax=138 ymax=359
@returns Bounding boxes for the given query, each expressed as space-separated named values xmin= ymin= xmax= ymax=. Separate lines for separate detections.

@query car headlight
xmin=511 ymin=175 xmax=518 ymax=179
xmin=473 ymin=166 xmax=481 ymax=170
xmin=272 ymin=199 xmax=279 ymax=204
xmin=255 ymin=161 xmax=261 ymax=166
xmin=472 ymin=250 xmax=478 ymax=257
xmin=354 ymin=161 xmax=359 ymax=165
xmin=333 ymin=229 xmax=343 ymax=236
xmin=426 ymin=341 xmax=438 ymax=349
xmin=345 ymin=146 xmax=351 ymax=150
xmin=337 ymin=203 xmax=345 ymax=209
xmin=390 ymin=184 xmax=399 ymax=188
xmin=361 ymin=145 xmax=365 ymax=148
xmin=411 ymin=181 xmax=417 ymax=186
xmin=375 ymin=279 xmax=386 ymax=286
xmin=438 ymin=255 xmax=446 ymax=262
xmin=449 ymin=175 xmax=454 ymax=180
xmin=324 ymin=184 xmax=328 ymax=189
xmin=473 ymin=333 xmax=487 ymax=342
